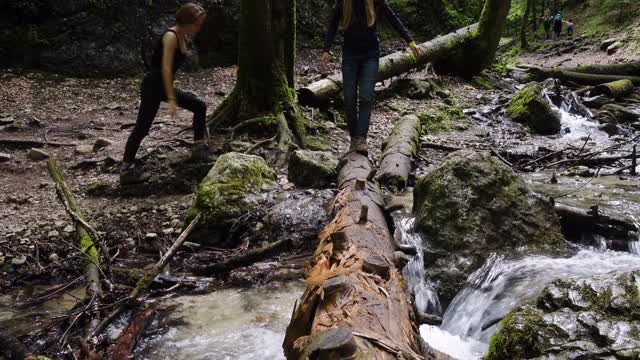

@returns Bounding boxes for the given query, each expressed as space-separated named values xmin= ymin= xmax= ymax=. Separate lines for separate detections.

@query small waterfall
xmin=630 ymin=241 xmax=640 ymax=255
xmin=393 ymin=214 xmax=441 ymax=315
xmin=544 ymin=91 xmax=610 ymax=145
xmin=422 ymin=249 xmax=640 ymax=359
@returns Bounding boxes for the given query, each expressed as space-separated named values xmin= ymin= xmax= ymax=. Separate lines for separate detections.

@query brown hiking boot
xmin=349 ymin=137 xmax=368 ymax=156
xmin=191 ymin=143 xmax=217 ymax=163
xmin=119 ymin=165 xmax=150 ymax=185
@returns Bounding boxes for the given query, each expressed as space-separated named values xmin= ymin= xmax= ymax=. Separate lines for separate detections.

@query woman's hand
xmin=320 ymin=52 xmax=331 ymax=70
xmin=409 ymin=43 xmax=422 ymax=62
xmin=168 ymin=98 xmax=177 ymax=117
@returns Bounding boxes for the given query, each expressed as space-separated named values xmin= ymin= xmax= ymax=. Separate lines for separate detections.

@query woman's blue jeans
xmin=342 ymin=49 xmax=379 ymax=139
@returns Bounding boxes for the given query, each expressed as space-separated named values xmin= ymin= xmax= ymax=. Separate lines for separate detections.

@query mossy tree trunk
xmin=432 ymin=0 xmax=511 ymax=78
xmin=208 ymin=0 xmax=306 ymax=161
xmin=521 ymin=0 xmax=533 ymax=49
xmin=532 ymin=0 xmax=537 ymax=30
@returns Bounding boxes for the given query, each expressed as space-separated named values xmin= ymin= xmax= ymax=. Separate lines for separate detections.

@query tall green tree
xmin=521 ymin=0 xmax=533 ymax=49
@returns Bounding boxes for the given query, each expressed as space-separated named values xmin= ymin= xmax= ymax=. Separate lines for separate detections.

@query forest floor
xmin=1 ymin=25 xmax=640 ymax=356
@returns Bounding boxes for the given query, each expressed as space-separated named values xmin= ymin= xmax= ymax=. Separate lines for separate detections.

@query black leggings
xmin=123 ymin=73 xmax=207 ymax=163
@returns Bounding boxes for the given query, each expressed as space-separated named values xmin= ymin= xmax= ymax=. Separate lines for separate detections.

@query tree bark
xmin=376 ymin=114 xmax=422 ymax=192
xmin=283 ymin=152 xmax=430 ymax=359
xmin=532 ymin=0 xmax=538 ymax=30
xmin=208 ymin=0 xmax=305 ymax=149
xmin=521 ymin=0 xmax=533 ymax=49
xmin=47 ymin=158 xmax=102 ymax=338
xmin=525 ymin=66 xmax=640 ymax=85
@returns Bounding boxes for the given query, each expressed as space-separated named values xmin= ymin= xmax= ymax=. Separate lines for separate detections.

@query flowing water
xmin=136 ymin=282 xmax=304 ymax=360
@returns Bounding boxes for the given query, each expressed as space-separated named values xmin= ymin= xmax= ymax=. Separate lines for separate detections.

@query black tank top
xmin=148 ymin=29 xmax=186 ymax=75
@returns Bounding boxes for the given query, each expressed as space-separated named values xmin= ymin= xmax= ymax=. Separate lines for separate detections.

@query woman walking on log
xmin=321 ymin=0 xmax=421 ymax=155
xmin=120 ymin=3 xmax=215 ymax=185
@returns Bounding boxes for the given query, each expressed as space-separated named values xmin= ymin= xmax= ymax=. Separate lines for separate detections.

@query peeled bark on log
xmin=590 ymin=79 xmax=635 ymax=98
xmin=283 ymin=152 xmax=427 ymax=359
xmin=47 ymin=158 xmax=102 ymax=338
xmin=569 ymin=61 xmax=640 ymax=76
xmin=376 ymin=114 xmax=422 ymax=192
xmin=525 ymin=66 xmax=640 ymax=85
xmin=298 ymin=24 xmax=478 ymax=106
xmin=555 ymin=203 xmax=638 ymax=241
xmin=110 ymin=307 xmax=157 ymax=360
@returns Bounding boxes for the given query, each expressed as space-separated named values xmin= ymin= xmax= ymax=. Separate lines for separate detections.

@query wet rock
xmin=414 ymin=150 xmax=566 ymax=305
xmin=606 ymin=41 xmax=623 ymax=55
xmin=145 ymin=233 xmax=158 ymax=241
xmin=598 ymin=123 xmax=620 ymax=136
xmin=287 ymin=150 xmax=338 ymax=188
xmin=186 ymin=152 xmax=275 ymax=244
xmin=93 ymin=137 xmax=112 ymax=150
xmin=27 ymin=148 xmax=50 ymax=161
xmin=507 ymin=82 xmax=561 ymax=134
xmin=596 ymin=103 xmax=639 ymax=124
xmin=0 ymin=153 xmax=11 ymax=162
xmin=75 ymin=144 xmax=93 ymax=155
xmin=582 ymin=94 xmax=609 ymax=109
xmin=62 ymin=225 xmax=74 ymax=233
xmin=393 ymin=79 xmax=434 ymax=99
xmin=486 ymin=271 xmax=640 ymax=360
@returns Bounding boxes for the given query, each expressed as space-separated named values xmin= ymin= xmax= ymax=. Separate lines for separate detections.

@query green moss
xmin=485 ymin=307 xmax=545 ymax=360
xmin=80 ymin=232 xmax=99 ymax=263
xmin=417 ymin=105 xmax=467 ymax=133
xmin=305 ymin=135 xmax=331 ymax=151
xmin=491 ymin=47 xmax=521 ymax=76
xmin=471 ymin=75 xmax=494 ymax=89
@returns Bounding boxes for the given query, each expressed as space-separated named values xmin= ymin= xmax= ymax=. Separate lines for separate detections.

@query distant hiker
xmin=120 ymin=3 xmax=215 ymax=185
xmin=565 ymin=19 xmax=575 ymax=36
xmin=542 ymin=15 xmax=553 ymax=39
xmin=320 ymin=0 xmax=421 ymax=155
xmin=553 ymin=11 xmax=563 ymax=38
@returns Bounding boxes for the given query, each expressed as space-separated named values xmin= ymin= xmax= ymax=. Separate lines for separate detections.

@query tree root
xmin=246 ymin=136 xmax=277 ymax=154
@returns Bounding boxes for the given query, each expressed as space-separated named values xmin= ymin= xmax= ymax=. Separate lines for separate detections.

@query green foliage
xmin=491 ymin=46 xmax=522 ymax=76
xmin=417 ymin=105 xmax=468 ymax=133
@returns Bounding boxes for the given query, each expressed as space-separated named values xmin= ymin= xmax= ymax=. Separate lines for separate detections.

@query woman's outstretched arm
xmin=161 ymin=32 xmax=178 ymax=103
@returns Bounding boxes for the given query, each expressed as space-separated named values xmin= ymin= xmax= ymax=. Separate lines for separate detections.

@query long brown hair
xmin=176 ymin=3 xmax=206 ymax=26
xmin=343 ymin=0 xmax=375 ymax=30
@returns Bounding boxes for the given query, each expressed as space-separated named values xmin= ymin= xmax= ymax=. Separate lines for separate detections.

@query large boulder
xmin=507 ymin=82 xmax=561 ymax=134
xmin=413 ymin=150 xmax=566 ymax=304
xmin=486 ymin=271 xmax=640 ymax=360
xmin=287 ymin=150 xmax=338 ymax=188
xmin=186 ymin=152 xmax=275 ymax=244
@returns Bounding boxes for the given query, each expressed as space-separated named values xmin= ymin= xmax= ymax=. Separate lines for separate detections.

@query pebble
xmin=162 ymin=228 xmax=174 ymax=235
xmin=126 ymin=238 xmax=135 ymax=246
xmin=48 ymin=230 xmax=60 ymax=238
xmin=145 ymin=233 xmax=158 ymax=240
xmin=19 ymin=238 xmax=30 ymax=245
xmin=93 ymin=138 xmax=113 ymax=150
xmin=75 ymin=144 xmax=93 ymax=155
xmin=0 ymin=153 xmax=11 ymax=162
xmin=173 ymin=228 xmax=182 ymax=235
xmin=27 ymin=148 xmax=50 ymax=161
xmin=63 ymin=225 xmax=74 ymax=233
xmin=11 ymin=255 xmax=27 ymax=265
xmin=170 ymin=219 xmax=180 ymax=227
xmin=49 ymin=253 xmax=59 ymax=263
xmin=54 ymin=220 xmax=65 ymax=228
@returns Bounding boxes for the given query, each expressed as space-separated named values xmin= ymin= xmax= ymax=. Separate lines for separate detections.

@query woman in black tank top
xmin=121 ymin=2 xmax=216 ymax=185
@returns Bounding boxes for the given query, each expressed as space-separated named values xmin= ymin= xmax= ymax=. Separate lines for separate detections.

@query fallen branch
xmin=87 ymin=214 xmax=201 ymax=339
xmin=47 ymin=158 xmax=103 ymax=338
xmin=192 ymin=238 xmax=291 ymax=275
xmin=110 ymin=307 xmax=157 ymax=360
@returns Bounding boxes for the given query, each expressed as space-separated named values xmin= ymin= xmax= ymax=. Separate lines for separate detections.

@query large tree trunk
xmin=432 ymin=0 xmax=511 ymax=77
xmin=520 ymin=0 xmax=532 ymax=49
xmin=208 ymin=0 xmax=305 ymax=154
xmin=283 ymin=153 xmax=431 ymax=359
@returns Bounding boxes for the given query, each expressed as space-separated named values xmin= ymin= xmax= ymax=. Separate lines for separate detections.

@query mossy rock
xmin=414 ymin=150 xmax=565 ymax=253
xmin=596 ymin=103 xmax=640 ymax=125
xmin=186 ymin=152 xmax=275 ymax=244
xmin=287 ymin=150 xmax=338 ymax=189
xmin=486 ymin=271 xmax=640 ymax=359
xmin=507 ymin=82 xmax=561 ymax=135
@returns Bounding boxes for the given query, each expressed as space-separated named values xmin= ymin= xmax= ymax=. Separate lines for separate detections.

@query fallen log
xmin=110 ymin=307 xmax=157 ymax=360
xmin=376 ymin=114 xmax=422 ymax=191
xmin=569 ymin=61 xmax=640 ymax=76
xmin=555 ymin=203 xmax=638 ymax=241
xmin=283 ymin=152 xmax=429 ymax=359
xmin=47 ymin=158 xmax=103 ymax=338
xmin=524 ymin=66 xmax=640 ymax=85
xmin=590 ymin=79 xmax=635 ymax=98
xmin=298 ymin=24 xmax=478 ymax=106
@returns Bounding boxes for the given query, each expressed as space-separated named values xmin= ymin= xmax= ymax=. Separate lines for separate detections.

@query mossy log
xmin=590 ymin=79 xmax=635 ymax=98
xmin=525 ymin=66 xmax=640 ymax=85
xmin=555 ymin=203 xmax=638 ymax=241
xmin=298 ymin=24 xmax=479 ymax=106
xmin=376 ymin=114 xmax=422 ymax=192
xmin=47 ymin=158 xmax=102 ymax=337
xmin=569 ymin=61 xmax=640 ymax=76
xmin=283 ymin=152 xmax=429 ymax=359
